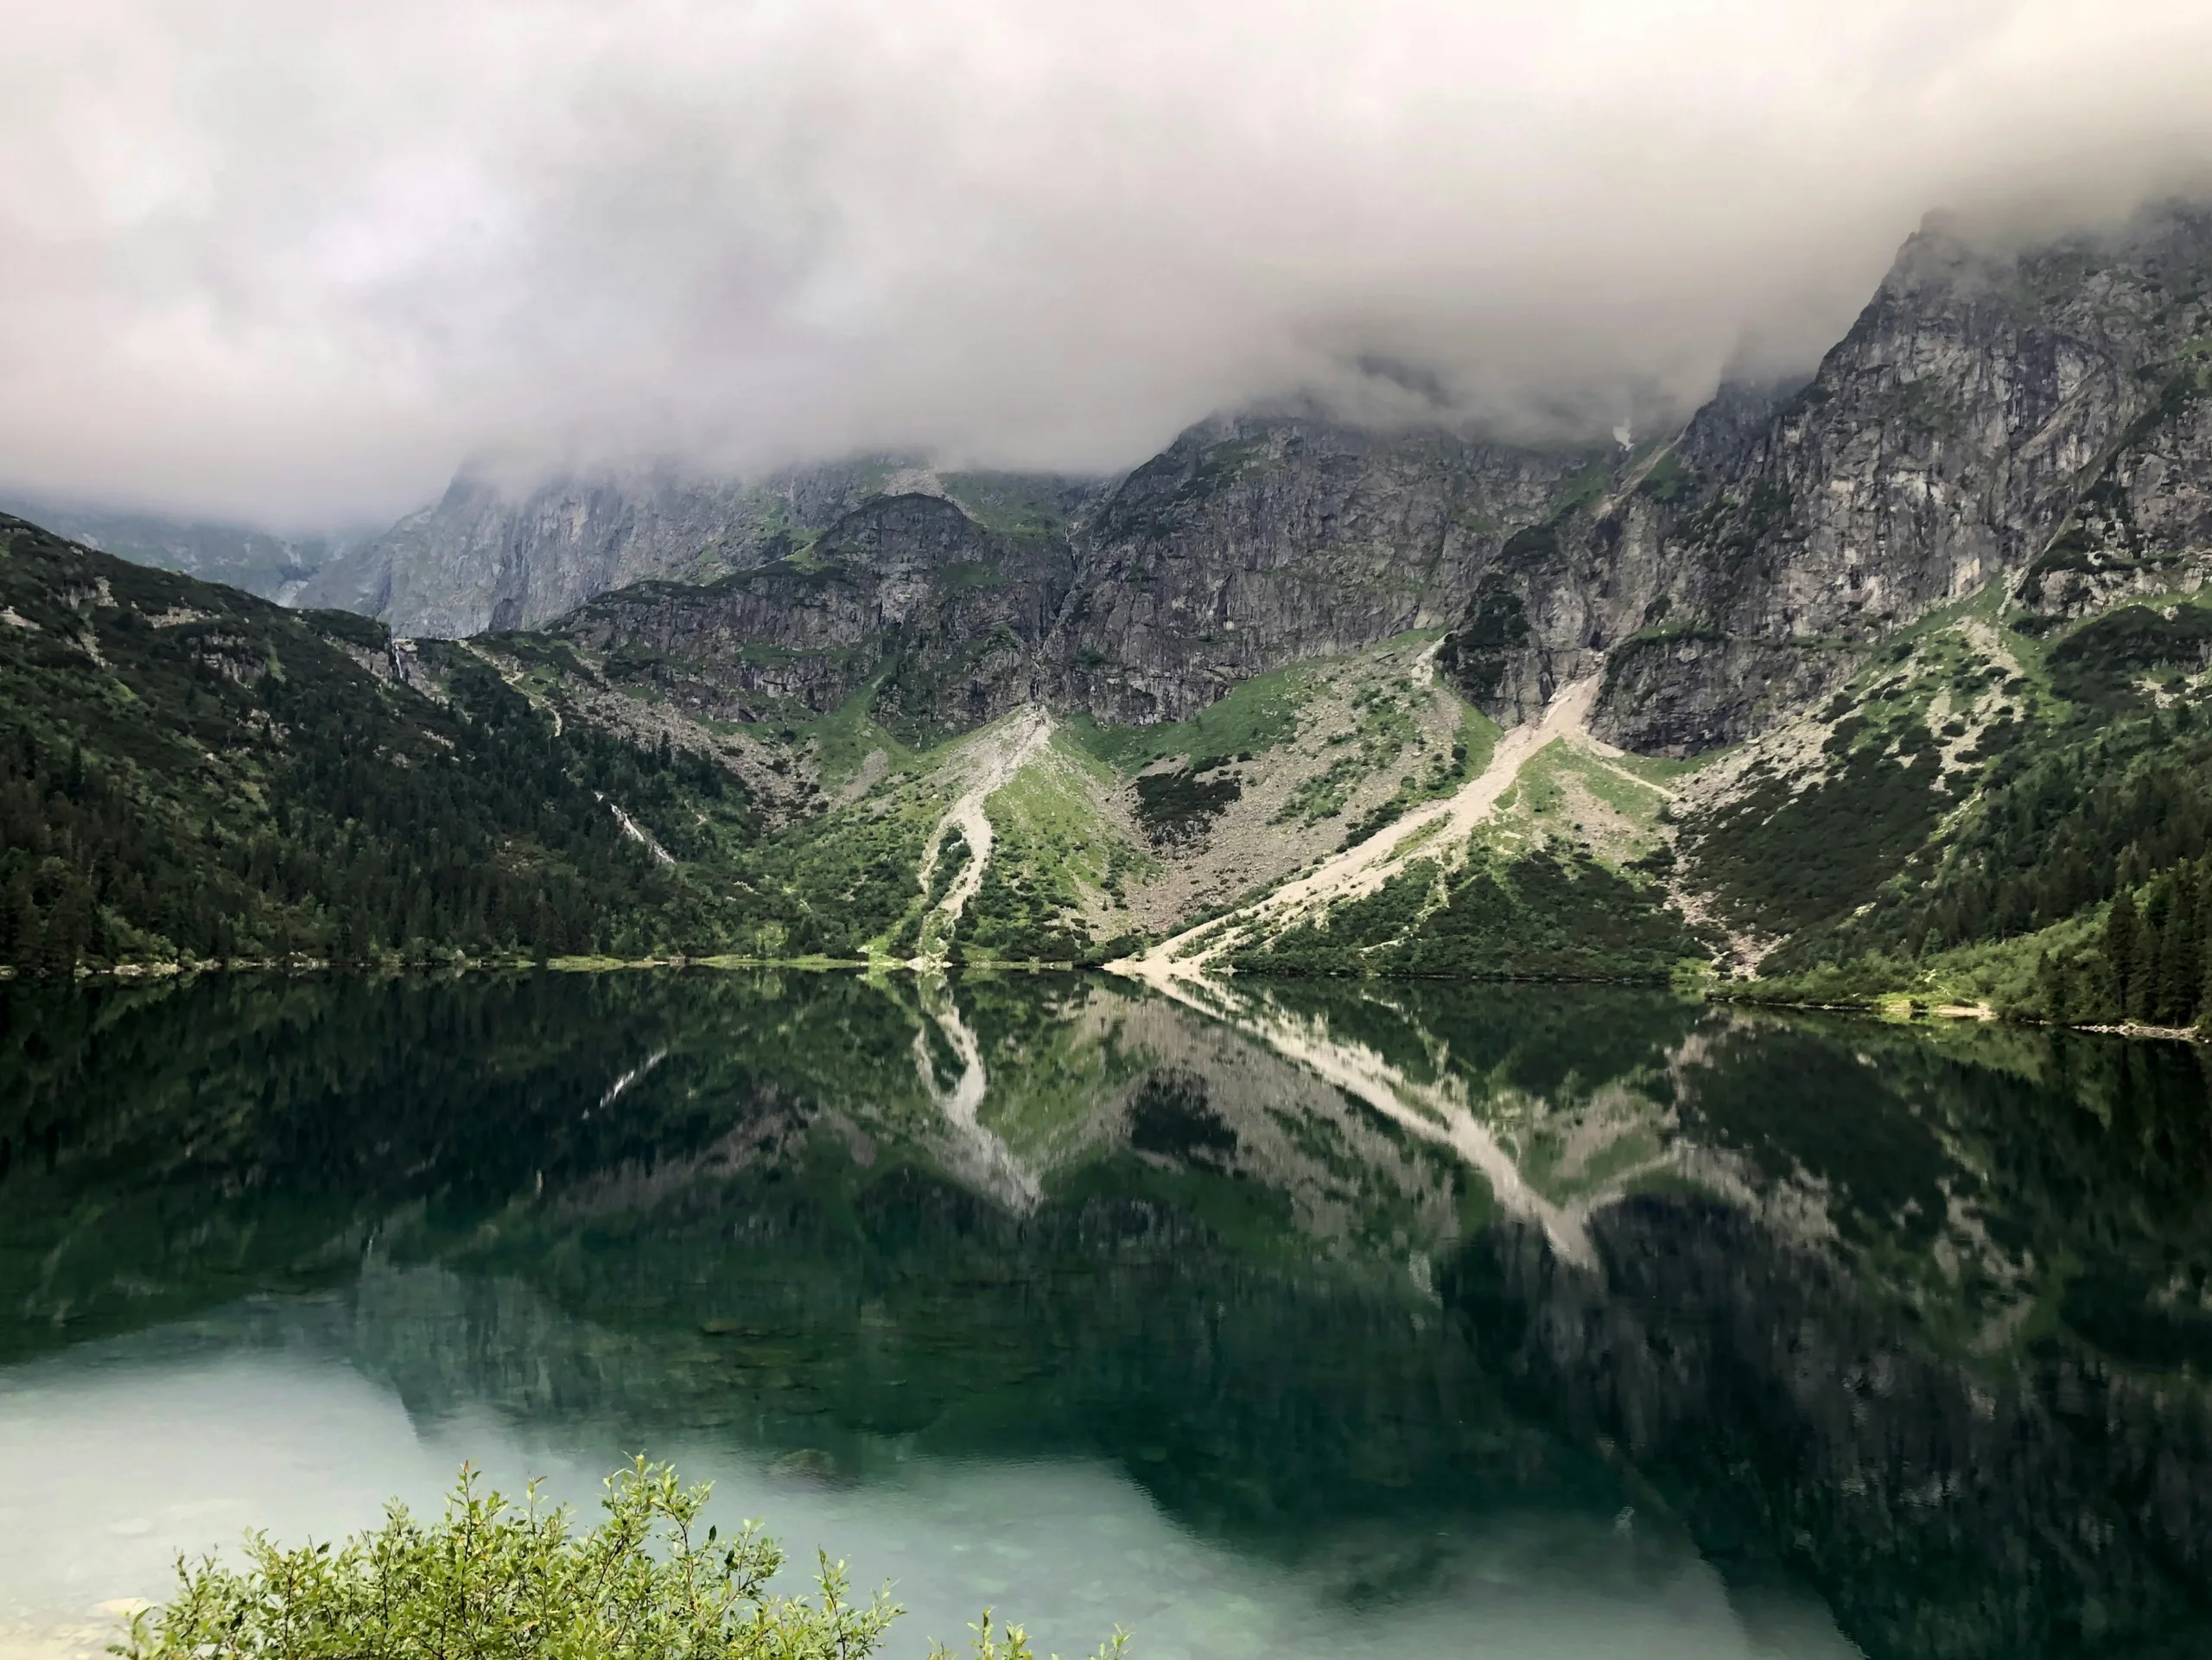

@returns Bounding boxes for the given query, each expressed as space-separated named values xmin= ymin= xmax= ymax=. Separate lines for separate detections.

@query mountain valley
xmin=10 ymin=203 xmax=2212 ymax=1032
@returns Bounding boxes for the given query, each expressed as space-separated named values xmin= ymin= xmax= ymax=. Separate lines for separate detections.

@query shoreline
xmin=10 ymin=955 xmax=2202 ymax=1044
xmin=1708 ymin=988 xmax=2205 ymax=1043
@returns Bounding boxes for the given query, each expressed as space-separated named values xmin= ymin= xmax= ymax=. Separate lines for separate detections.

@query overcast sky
xmin=3 ymin=0 xmax=2211 ymax=529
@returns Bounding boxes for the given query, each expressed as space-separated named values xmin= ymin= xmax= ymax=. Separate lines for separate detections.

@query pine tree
xmin=2134 ymin=919 xmax=2164 ymax=1023
xmin=9 ymin=887 xmax=41 ymax=976
xmin=2037 ymin=949 xmax=2074 ymax=1023
xmin=2160 ymin=867 xmax=2202 ymax=1024
xmin=40 ymin=884 xmax=83 ymax=979
xmin=2106 ymin=888 xmax=2144 ymax=1018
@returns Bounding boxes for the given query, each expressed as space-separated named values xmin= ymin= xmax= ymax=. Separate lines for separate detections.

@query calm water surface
xmin=3 ymin=971 xmax=2211 ymax=1659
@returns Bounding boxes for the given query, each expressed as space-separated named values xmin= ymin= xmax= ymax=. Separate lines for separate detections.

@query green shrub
xmin=119 ymin=1460 xmax=1125 ymax=1660
xmin=1230 ymin=845 xmax=1708 ymax=981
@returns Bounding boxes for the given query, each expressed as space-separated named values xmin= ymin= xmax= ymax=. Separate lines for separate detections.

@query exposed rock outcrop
xmin=1049 ymin=413 xmax=1592 ymax=722
xmin=299 ymin=461 xmax=1109 ymax=641
xmin=296 ymin=463 xmax=893 ymax=637
xmin=550 ymin=493 xmax=1074 ymax=731
xmin=1574 ymin=205 xmax=2212 ymax=751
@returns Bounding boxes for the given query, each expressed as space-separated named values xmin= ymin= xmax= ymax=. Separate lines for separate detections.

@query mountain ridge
xmin=274 ymin=200 xmax=2212 ymax=762
xmin=7 ymin=200 xmax=2212 ymax=1034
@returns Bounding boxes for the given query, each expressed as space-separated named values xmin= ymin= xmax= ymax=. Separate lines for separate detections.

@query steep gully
xmin=912 ymin=707 xmax=1054 ymax=962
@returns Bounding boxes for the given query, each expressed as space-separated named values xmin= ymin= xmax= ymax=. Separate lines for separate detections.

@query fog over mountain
xmin=4 ymin=0 xmax=2212 ymax=528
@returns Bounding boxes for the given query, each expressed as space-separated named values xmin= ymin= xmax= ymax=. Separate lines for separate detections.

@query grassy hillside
xmin=1228 ymin=843 xmax=1704 ymax=981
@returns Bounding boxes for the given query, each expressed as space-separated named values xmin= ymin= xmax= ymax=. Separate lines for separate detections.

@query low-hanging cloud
xmin=3 ymin=0 xmax=2211 ymax=528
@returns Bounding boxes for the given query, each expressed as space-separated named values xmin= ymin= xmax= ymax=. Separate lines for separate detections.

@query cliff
xmin=1048 ymin=412 xmax=1591 ymax=722
xmin=1581 ymin=206 xmax=2212 ymax=750
xmin=549 ymin=491 xmax=1075 ymax=734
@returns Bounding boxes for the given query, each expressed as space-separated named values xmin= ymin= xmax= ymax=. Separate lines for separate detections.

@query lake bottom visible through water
xmin=0 ymin=1294 xmax=1858 ymax=1660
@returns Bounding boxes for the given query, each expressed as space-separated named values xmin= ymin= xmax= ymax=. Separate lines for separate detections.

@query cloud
xmin=3 ymin=0 xmax=2210 ymax=526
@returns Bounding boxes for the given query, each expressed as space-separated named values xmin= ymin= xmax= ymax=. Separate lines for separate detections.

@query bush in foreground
xmin=118 ymin=1459 xmax=1125 ymax=1660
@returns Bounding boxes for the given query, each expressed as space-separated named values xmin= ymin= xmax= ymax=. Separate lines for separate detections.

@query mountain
xmin=550 ymin=490 xmax=1077 ymax=735
xmin=9 ymin=199 xmax=2212 ymax=1032
xmin=1592 ymin=203 xmax=2212 ymax=752
xmin=444 ymin=184 xmax=2212 ymax=749
xmin=1048 ymin=413 xmax=1596 ymax=722
xmin=0 ymin=495 xmax=343 ymax=602
xmin=0 ymin=512 xmax=768 ymax=970
xmin=296 ymin=461 xmax=1109 ymax=639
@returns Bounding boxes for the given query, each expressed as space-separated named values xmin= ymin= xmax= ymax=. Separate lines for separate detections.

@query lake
xmin=3 ymin=970 xmax=2210 ymax=1659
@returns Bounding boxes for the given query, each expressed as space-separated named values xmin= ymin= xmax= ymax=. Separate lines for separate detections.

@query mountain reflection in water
xmin=3 ymin=971 xmax=2211 ymax=1659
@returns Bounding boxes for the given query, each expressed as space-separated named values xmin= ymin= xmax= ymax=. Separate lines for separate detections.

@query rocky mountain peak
xmin=1433 ymin=196 xmax=2212 ymax=755
xmin=30 ymin=199 xmax=2212 ymax=773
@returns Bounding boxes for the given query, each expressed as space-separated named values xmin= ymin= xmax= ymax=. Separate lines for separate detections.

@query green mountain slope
xmin=20 ymin=206 xmax=2212 ymax=1013
xmin=1673 ymin=578 xmax=2212 ymax=1027
xmin=17 ymin=485 xmax=2212 ymax=1034
xmin=0 ymin=512 xmax=760 ymax=969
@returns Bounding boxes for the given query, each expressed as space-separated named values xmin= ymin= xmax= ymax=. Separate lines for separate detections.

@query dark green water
xmin=3 ymin=971 xmax=2212 ymax=1659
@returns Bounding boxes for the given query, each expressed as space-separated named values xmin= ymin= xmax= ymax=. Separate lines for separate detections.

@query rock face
xmin=2012 ymin=359 xmax=2212 ymax=623
xmin=299 ymin=461 xmax=1110 ymax=643
xmin=550 ymin=493 xmax=1075 ymax=731
xmin=296 ymin=462 xmax=908 ymax=637
xmin=54 ymin=201 xmax=2212 ymax=756
xmin=1572 ymin=205 xmax=2212 ymax=752
xmin=1049 ymin=413 xmax=1593 ymax=722
xmin=539 ymin=416 xmax=1604 ymax=733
